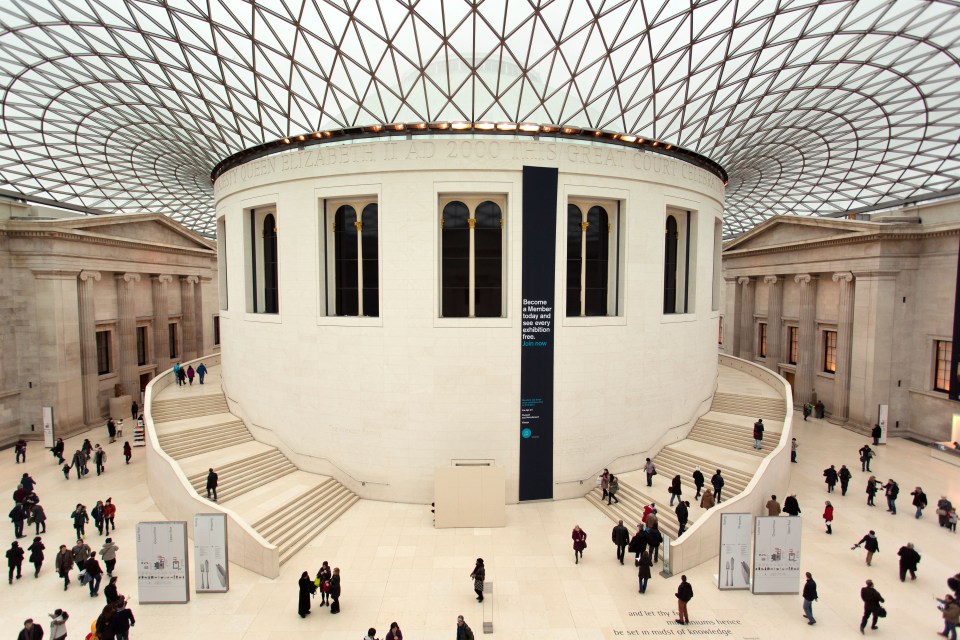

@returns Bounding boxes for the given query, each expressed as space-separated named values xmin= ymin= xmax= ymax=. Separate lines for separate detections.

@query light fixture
xmin=518 ymin=122 xmax=539 ymax=132
xmin=281 ymin=137 xmax=290 ymax=144
xmin=665 ymin=144 xmax=673 ymax=150
xmin=619 ymin=134 xmax=637 ymax=143
xmin=651 ymin=140 xmax=659 ymax=147
xmin=475 ymin=121 xmax=495 ymax=130
xmin=297 ymin=135 xmax=305 ymax=141
xmin=312 ymin=132 xmax=323 ymax=139
xmin=367 ymin=124 xmax=384 ymax=133
xmin=429 ymin=122 xmax=449 ymax=130
xmin=561 ymin=127 xmax=578 ymax=134
xmin=540 ymin=124 xmax=559 ymax=133
xmin=496 ymin=122 xmax=517 ymax=131
xmin=390 ymin=123 xmax=404 ymax=131
xmin=411 ymin=122 xmax=428 ymax=130
xmin=451 ymin=121 xmax=471 ymax=130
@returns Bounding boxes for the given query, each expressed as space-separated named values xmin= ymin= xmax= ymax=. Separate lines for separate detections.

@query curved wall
xmin=214 ymin=137 xmax=725 ymax=503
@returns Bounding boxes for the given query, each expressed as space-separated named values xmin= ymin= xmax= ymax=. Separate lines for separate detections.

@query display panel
xmin=136 ymin=521 xmax=190 ymax=603
xmin=752 ymin=515 xmax=802 ymax=594
xmin=193 ymin=514 xmax=229 ymax=593
xmin=718 ymin=513 xmax=752 ymax=590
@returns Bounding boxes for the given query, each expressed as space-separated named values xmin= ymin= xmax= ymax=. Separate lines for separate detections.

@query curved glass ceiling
xmin=1 ymin=0 xmax=959 ymax=238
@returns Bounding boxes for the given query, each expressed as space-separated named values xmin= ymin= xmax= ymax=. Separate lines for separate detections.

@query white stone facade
xmin=214 ymin=137 xmax=725 ymax=503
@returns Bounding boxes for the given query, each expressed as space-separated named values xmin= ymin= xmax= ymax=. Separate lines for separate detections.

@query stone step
xmin=277 ymin=492 xmax=360 ymax=565
xmin=253 ymin=479 xmax=341 ymax=537
xmin=207 ymin=455 xmax=299 ymax=502
xmin=158 ymin=420 xmax=248 ymax=447
xmin=159 ymin=424 xmax=254 ymax=459
xmin=654 ymin=447 xmax=753 ymax=487
xmin=711 ymin=393 xmax=785 ymax=417
xmin=152 ymin=396 xmax=229 ymax=421
xmin=187 ymin=449 xmax=288 ymax=489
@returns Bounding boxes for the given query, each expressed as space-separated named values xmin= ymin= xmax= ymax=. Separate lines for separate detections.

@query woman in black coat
xmin=670 ymin=475 xmax=683 ymax=506
xmin=329 ymin=567 xmax=341 ymax=613
xmin=27 ymin=537 xmax=44 ymax=578
xmin=637 ymin=550 xmax=653 ymax=593
xmin=298 ymin=571 xmax=316 ymax=618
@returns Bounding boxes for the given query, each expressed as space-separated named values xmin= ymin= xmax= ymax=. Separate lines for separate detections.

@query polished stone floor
xmin=2 ymin=412 xmax=958 ymax=639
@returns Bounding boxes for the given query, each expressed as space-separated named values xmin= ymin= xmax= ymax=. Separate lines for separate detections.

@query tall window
xmin=758 ymin=323 xmax=767 ymax=358
xmin=788 ymin=326 xmax=799 ymax=364
xmin=823 ymin=330 xmax=837 ymax=373
xmin=213 ymin=315 xmax=220 ymax=346
xmin=246 ymin=207 xmax=279 ymax=314
xmin=566 ymin=200 xmax=620 ymax=317
xmin=718 ymin=316 xmax=724 ymax=345
xmin=440 ymin=197 xmax=504 ymax=318
xmin=935 ymin=339 xmax=952 ymax=392
xmin=136 ymin=326 xmax=148 ymax=366
xmin=329 ymin=200 xmax=379 ymax=317
xmin=664 ymin=210 xmax=696 ymax=314
xmin=96 ymin=330 xmax=111 ymax=375
xmin=168 ymin=322 xmax=179 ymax=359
xmin=262 ymin=214 xmax=278 ymax=313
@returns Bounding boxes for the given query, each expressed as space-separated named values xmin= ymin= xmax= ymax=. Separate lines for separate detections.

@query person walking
xmin=364 ymin=628 xmax=379 ymax=640
xmin=859 ymin=579 xmax=885 ymax=633
xmin=608 ymin=474 xmax=620 ymax=505
xmin=802 ymin=402 xmax=812 ymax=421
xmin=84 ymin=550 xmax=104 ymax=597
xmin=14 ymin=438 xmax=27 ymax=463
xmin=676 ymin=501 xmax=690 ymax=535
xmin=637 ymin=550 xmax=653 ymax=593
xmin=91 ymin=501 xmax=105 ymax=536
xmin=883 ymin=479 xmax=899 ymax=514
xmin=93 ymin=445 xmax=106 ymax=476
xmin=16 ymin=619 xmax=42 ymax=640
xmin=644 ymin=458 xmax=656 ymax=487
xmin=711 ymin=470 xmax=725 ymax=503
xmin=939 ymin=593 xmax=960 ymax=640
xmin=329 ymin=567 xmax=341 ymax=614
xmin=384 ymin=622 xmax=402 ymax=640
xmin=71 ymin=449 xmax=85 ymax=480
xmin=31 ymin=504 xmax=46 ymax=535
xmin=911 ymin=487 xmax=928 ymax=519
xmin=669 ymin=475 xmax=682 ymax=506
xmin=196 ymin=362 xmax=207 ymax=384
xmin=48 ymin=609 xmax=69 ymax=640
xmin=897 ymin=542 xmax=920 ymax=582
xmin=100 ymin=538 xmax=119 ymax=576
xmin=55 ymin=544 xmax=72 ymax=590
xmin=52 ymin=438 xmax=65 ymax=464
xmin=823 ymin=465 xmax=838 ymax=493
xmin=865 ymin=476 xmax=880 ymax=506
xmin=646 ymin=526 xmax=663 ymax=563
xmin=206 ymin=468 xmax=218 ymax=501
xmin=859 ymin=444 xmax=874 ymax=472
xmin=71 ymin=538 xmax=91 ymax=572
xmin=802 ymin=572 xmax=817 ymax=625
xmin=675 ymin=575 xmax=693 ymax=625
xmin=791 ymin=438 xmax=798 ymax=463
xmin=839 ymin=465 xmax=852 ymax=496
xmin=110 ymin=598 xmax=136 ymax=640
xmin=173 ymin=362 xmax=182 ymax=385
xmin=123 ymin=441 xmax=132 ymax=464
xmin=572 ymin=525 xmax=587 ymax=564
xmin=9 ymin=502 xmax=26 ymax=539
xmin=27 ymin=536 xmax=44 ymax=577
xmin=187 ymin=365 xmax=195 ymax=385
xmin=766 ymin=495 xmax=781 ymax=516
xmin=692 ymin=466 xmax=704 ymax=498
xmin=107 ymin=417 xmax=117 ymax=444
xmin=823 ymin=501 xmax=833 ymax=534
xmin=783 ymin=494 xmax=801 ymax=516
xmin=600 ymin=469 xmax=610 ymax=501
xmin=70 ymin=504 xmax=88 ymax=539
xmin=316 ymin=561 xmax=331 ymax=607
xmin=103 ymin=498 xmax=116 ymax=533
xmin=852 ymin=530 xmax=879 ymax=566
xmin=815 ymin=400 xmax=825 ymax=419
xmin=7 ymin=541 xmax=24 ymax=583
xmin=871 ymin=424 xmax=882 ymax=445
xmin=470 ymin=558 xmax=485 ymax=602
xmin=753 ymin=418 xmax=765 ymax=449
xmin=612 ymin=520 xmax=630 ymax=565
xmin=456 ymin=615 xmax=474 ymax=640
xmin=104 ymin=575 xmax=121 ymax=604
xmin=628 ymin=525 xmax=647 ymax=564
xmin=700 ymin=488 xmax=715 ymax=509
xmin=298 ymin=570 xmax=316 ymax=617
xmin=131 ymin=400 xmax=138 ymax=421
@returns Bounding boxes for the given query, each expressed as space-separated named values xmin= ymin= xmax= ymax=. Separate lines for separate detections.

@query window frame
xmin=758 ymin=322 xmax=767 ymax=358
xmin=565 ymin=197 xmax=622 ymax=318
xmin=136 ymin=324 xmax=149 ymax=367
xmin=823 ymin=329 xmax=837 ymax=374
xmin=323 ymin=196 xmax=380 ymax=318
xmin=213 ymin=315 xmax=220 ymax=346
xmin=934 ymin=339 xmax=952 ymax=393
xmin=168 ymin=321 xmax=179 ymax=360
xmin=244 ymin=205 xmax=280 ymax=315
xmin=663 ymin=208 xmax=698 ymax=315
xmin=788 ymin=326 xmax=799 ymax=365
xmin=95 ymin=329 xmax=113 ymax=376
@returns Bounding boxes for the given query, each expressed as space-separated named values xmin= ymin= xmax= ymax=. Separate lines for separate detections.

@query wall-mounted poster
xmin=194 ymin=513 xmax=229 ymax=593
xmin=136 ymin=521 xmax=190 ymax=603
xmin=718 ymin=513 xmax=752 ymax=590
xmin=752 ymin=516 xmax=802 ymax=594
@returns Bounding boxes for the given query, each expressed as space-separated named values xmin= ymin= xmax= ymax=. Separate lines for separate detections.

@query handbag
xmin=877 ymin=606 xmax=887 ymax=618
xmin=322 ymin=580 xmax=330 ymax=593
xmin=78 ymin=569 xmax=91 ymax=585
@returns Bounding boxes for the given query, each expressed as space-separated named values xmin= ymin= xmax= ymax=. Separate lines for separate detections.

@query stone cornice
xmin=0 ymin=227 xmax=215 ymax=258
xmin=724 ymin=227 xmax=960 ymax=259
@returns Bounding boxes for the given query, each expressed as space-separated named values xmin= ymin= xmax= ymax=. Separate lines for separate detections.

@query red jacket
xmin=823 ymin=505 xmax=833 ymax=522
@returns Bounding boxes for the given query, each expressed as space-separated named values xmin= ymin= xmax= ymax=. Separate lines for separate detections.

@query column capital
xmin=794 ymin=273 xmax=816 ymax=285
xmin=763 ymin=275 xmax=780 ymax=285
xmin=79 ymin=270 xmax=101 ymax=282
xmin=832 ymin=271 xmax=854 ymax=284
xmin=182 ymin=275 xmax=200 ymax=285
xmin=736 ymin=276 xmax=754 ymax=286
xmin=152 ymin=274 xmax=174 ymax=284
xmin=115 ymin=272 xmax=141 ymax=284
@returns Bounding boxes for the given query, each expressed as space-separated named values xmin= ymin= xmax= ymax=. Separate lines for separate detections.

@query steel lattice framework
xmin=1 ymin=0 xmax=959 ymax=238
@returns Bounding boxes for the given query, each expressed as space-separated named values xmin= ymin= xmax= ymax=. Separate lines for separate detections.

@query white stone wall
xmin=215 ymin=138 xmax=725 ymax=503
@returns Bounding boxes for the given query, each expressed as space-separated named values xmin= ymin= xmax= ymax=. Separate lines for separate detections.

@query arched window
xmin=361 ymin=204 xmax=379 ymax=317
xmin=663 ymin=209 xmax=696 ymax=314
xmin=440 ymin=197 xmax=504 ymax=318
xmin=664 ymin=215 xmax=678 ymax=314
xmin=246 ymin=207 xmax=279 ymax=314
xmin=566 ymin=199 xmax=619 ymax=317
xmin=329 ymin=200 xmax=379 ymax=317
xmin=333 ymin=205 xmax=359 ymax=316
xmin=262 ymin=214 xmax=279 ymax=314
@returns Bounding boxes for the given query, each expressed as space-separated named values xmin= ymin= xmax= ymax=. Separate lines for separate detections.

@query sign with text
xmin=193 ymin=514 xmax=229 ymax=593
xmin=136 ymin=521 xmax=190 ymax=603
xmin=718 ymin=513 xmax=752 ymax=590
xmin=752 ymin=515 xmax=802 ymax=594
xmin=519 ymin=166 xmax=558 ymax=501
xmin=41 ymin=406 xmax=54 ymax=448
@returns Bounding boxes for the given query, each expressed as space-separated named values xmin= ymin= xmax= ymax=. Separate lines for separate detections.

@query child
xmin=116 ymin=419 xmax=124 ymax=438
xmin=62 ymin=464 xmax=71 ymax=480
xmin=950 ymin=509 xmax=958 ymax=532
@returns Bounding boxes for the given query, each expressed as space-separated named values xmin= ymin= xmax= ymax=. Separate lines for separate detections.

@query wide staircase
xmin=588 ymin=364 xmax=787 ymax=540
xmin=151 ymin=367 xmax=358 ymax=565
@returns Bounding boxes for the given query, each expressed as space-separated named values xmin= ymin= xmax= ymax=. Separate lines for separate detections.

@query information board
xmin=136 ymin=521 xmax=190 ymax=603
xmin=193 ymin=513 xmax=228 ymax=592
xmin=42 ymin=406 xmax=54 ymax=448
xmin=751 ymin=515 xmax=802 ymax=594
xmin=718 ymin=513 xmax=752 ymax=590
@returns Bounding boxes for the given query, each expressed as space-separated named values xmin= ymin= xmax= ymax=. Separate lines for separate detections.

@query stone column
xmin=795 ymin=274 xmax=818 ymax=405
xmin=737 ymin=276 xmax=755 ymax=361
xmin=78 ymin=271 xmax=101 ymax=424
xmin=728 ymin=277 xmax=742 ymax=356
xmin=831 ymin=272 xmax=855 ymax=423
xmin=115 ymin=273 xmax=141 ymax=399
xmin=180 ymin=276 xmax=199 ymax=361
xmin=151 ymin=275 xmax=173 ymax=373
xmin=764 ymin=275 xmax=783 ymax=365
xmin=848 ymin=271 xmax=897 ymax=428
xmin=193 ymin=277 xmax=205 ymax=356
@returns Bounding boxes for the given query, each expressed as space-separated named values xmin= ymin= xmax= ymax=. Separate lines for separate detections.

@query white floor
xmin=2 ymin=413 xmax=958 ymax=639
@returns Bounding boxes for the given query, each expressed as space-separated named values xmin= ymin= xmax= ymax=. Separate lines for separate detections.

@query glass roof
xmin=1 ymin=0 xmax=958 ymax=238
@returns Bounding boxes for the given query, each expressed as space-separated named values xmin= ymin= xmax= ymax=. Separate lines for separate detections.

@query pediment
xmin=726 ymin=217 xmax=872 ymax=252
xmin=65 ymin=214 xmax=213 ymax=251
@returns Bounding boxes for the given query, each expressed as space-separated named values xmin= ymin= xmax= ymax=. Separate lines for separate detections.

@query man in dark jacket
xmin=853 ymin=530 xmax=880 ymax=566
xmin=839 ymin=465 xmax=852 ymax=495
xmin=823 ymin=465 xmax=838 ymax=493
xmin=897 ymin=543 xmax=921 ymax=582
xmin=7 ymin=541 xmax=24 ymax=583
xmin=111 ymin=598 xmax=136 ymax=640
xmin=883 ymin=479 xmax=899 ymax=514
xmin=859 ymin=444 xmax=874 ymax=472
xmin=711 ymin=470 xmax=725 ymax=503
xmin=646 ymin=527 xmax=664 ymax=563
xmin=692 ymin=467 xmax=705 ymax=498
xmin=860 ymin=579 xmax=884 ymax=632
xmin=611 ymin=520 xmax=630 ymax=565
xmin=628 ymin=526 xmax=648 ymax=563
xmin=802 ymin=572 xmax=818 ymax=625
xmin=16 ymin=619 xmax=42 ymax=640
xmin=9 ymin=502 xmax=26 ymax=539
xmin=871 ymin=424 xmax=882 ymax=445
xmin=676 ymin=501 xmax=690 ymax=535
xmin=753 ymin=419 xmax=764 ymax=449
xmin=206 ymin=468 xmax=218 ymax=501
xmin=783 ymin=494 xmax=801 ymax=516
xmin=84 ymin=551 xmax=104 ymax=597
xmin=675 ymin=575 xmax=693 ymax=625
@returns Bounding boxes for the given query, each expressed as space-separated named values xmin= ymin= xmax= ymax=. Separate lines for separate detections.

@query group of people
xmin=297 ymin=561 xmax=342 ymax=617
xmin=172 ymin=361 xmax=207 ymax=386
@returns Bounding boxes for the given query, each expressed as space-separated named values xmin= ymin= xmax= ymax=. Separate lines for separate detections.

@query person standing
xmin=612 ymin=520 xmax=629 ymax=565
xmin=103 ymin=498 xmax=116 ymax=534
xmin=329 ymin=567 xmax=341 ymax=614
xmin=823 ymin=501 xmax=833 ymax=534
xmin=470 ymin=558 xmax=485 ymax=602
xmin=838 ymin=465 xmax=852 ymax=496
xmin=823 ymin=465 xmax=838 ymax=493
xmin=55 ymin=544 xmax=72 ymax=590
xmin=27 ymin=536 xmax=44 ymax=577
xmin=883 ymin=479 xmax=899 ymax=514
xmin=91 ymin=501 xmax=105 ymax=536
xmin=110 ymin=598 xmax=136 ymax=640
xmin=802 ymin=572 xmax=817 ymax=625
xmin=859 ymin=579 xmax=884 ymax=633
xmin=100 ymin=538 xmax=118 ymax=576
xmin=316 ymin=561 xmax=331 ymax=607
xmin=608 ymin=474 xmax=620 ymax=505
xmin=939 ymin=593 xmax=960 ymax=640
xmin=384 ymin=622 xmax=402 ymax=640
xmin=456 ymin=615 xmax=474 ymax=640
xmin=48 ymin=609 xmax=68 ymax=640
xmin=646 ymin=526 xmax=664 ymax=563
xmin=675 ymin=575 xmax=693 ymax=625
xmin=93 ymin=445 xmax=106 ymax=476
xmin=852 ymin=530 xmax=879 ymax=566
xmin=637 ymin=550 xmax=652 ymax=593
xmin=206 ymin=468 xmax=218 ymax=501
xmin=644 ymin=458 xmax=656 ymax=487
xmin=14 ymin=438 xmax=27 ymax=463
xmin=815 ymin=400 xmax=825 ymax=419
xmin=32 ymin=504 xmax=46 ymax=535
xmin=298 ymin=570 xmax=316 ymax=617
xmin=9 ymin=502 xmax=26 ymax=539
xmin=572 ymin=525 xmax=587 ymax=564
xmin=196 ymin=362 xmax=207 ymax=384
xmin=791 ymin=438 xmax=798 ymax=463
xmin=711 ymin=470 xmax=725 ymax=503
xmin=71 ymin=538 xmax=91 ymax=572
xmin=766 ymin=495 xmax=781 ymax=516
xmin=897 ymin=542 xmax=920 ymax=582
xmin=700 ymin=488 xmax=715 ymax=510
xmin=783 ymin=494 xmax=801 ymax=516
xmin=131 ymin=400 xmax=138 ymax=421
xmin=107 ymin=418 xmax=117 ymax=444
xmin=187 ymin=365 xmax=195 ymax=385
xmin=692 ymin=467 xmax=704 ymax=498
xmin=7 ymin=541 xmax=24 ymax=583
xmin=16 ymin=619 xmax=42 ymax=640
xmin=676 ymin=501 xmax=689 ymax=535
xmin=866 ymin=476 xmax=879 ymax=506
xmin=871 ymin=424 xmax=882 ymax=445
xmin=123 ymin=441 xmax=132 ymax=465
xmin=859 ymin=444 xmax=874 ymax=472
xmin=669 ymin=475 xmax=682 ymax=506
xmin=911 ymin=487 xmax=928 ymax=519
xmin=364 ymin=628 xmax=378 ymax=640
xmin=753 ymin=418 xmax=764 ymax=449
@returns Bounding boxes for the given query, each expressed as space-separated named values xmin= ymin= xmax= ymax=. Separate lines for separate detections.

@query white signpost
xmin=194 ymin=513 xmax=229 ymax=593
xmin=878 ymin=404 xmax=889 ymax=444
xmin=718 ymin=513 xmax=752 ymax=590
xmin=752 ymin=516 xmax=802 ymax=594
xmin=136 ymin=522 xmax=190 ymax=603
xmin=41 ymin=406 xmax=54 ymax=448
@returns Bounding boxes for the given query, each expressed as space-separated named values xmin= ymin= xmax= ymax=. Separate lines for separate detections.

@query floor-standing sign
xmin=41 ymin=406 xmax=54 ymax=448
xmin=518 ymin=166 xmax=558 ymax=501
xmin=751 ymin=515 xmax=802 ymax=594
xmin=194 ymin=513 xmax=229 ymax=593
xmin=718 ymin=513 xmax=752 ymax=590
xmin=136 ymin=521 xmax=190 ymax=603
xmin=878 ymin=404 xmax=889 ymax=444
